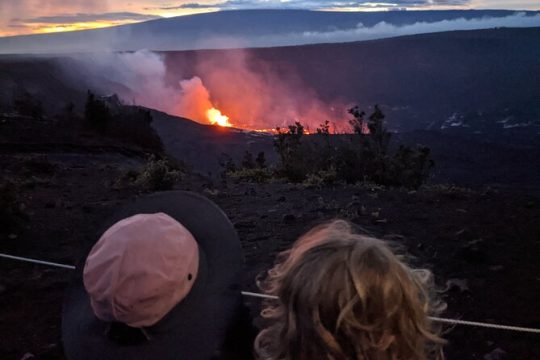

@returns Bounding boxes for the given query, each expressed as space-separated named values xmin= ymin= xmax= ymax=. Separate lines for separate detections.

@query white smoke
xmin=276 ymin=12 xmax=540 ymax=45
xmin=177 ymin=76 xmax=213 ymax=123
xmin=66 ymin=48 xmax=344 ymax=130
xmin=68 ymin=51 xmax=232 ymax=125
xmin=70 ymin=50 xmax=180 ymax=114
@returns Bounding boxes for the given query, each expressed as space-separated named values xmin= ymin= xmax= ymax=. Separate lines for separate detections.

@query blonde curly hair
xmin=255 ymin=220 xmax=446 ymax=360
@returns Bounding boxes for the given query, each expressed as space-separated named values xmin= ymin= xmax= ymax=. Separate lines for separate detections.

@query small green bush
xmin=274 ymin=105 xmax=434 ymax=189
xmin=386 ymin=145 xmax=434 ymax=189
xmin=274 ymin=122 xmax=309 ymax=182
xmin=228 ymin=168 xmax=271 ymax=183
xmin=303 ymin=167 xmax=338 ymax=187
xmin=241 ymin=150 xmax=255 ymax=169
xmin=219 ymin=154 xmax=237 ymax=174
xmin=113 ymin=168 xmax=140 ymax=189
xmin=220 ymin=151 xmax=270 ymax=182
xmin=135 ymin=156 xmax=183 ymax=191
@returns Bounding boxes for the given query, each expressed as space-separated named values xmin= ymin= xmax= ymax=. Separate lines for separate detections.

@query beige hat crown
xmin=83 ymin=212 xmax=199 ymax=327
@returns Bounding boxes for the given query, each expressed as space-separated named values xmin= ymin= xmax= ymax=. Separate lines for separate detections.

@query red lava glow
xmin=206 ymin=107 xmax=232 ymax=127
xmin=170 ymin=50 xmax=349 ymax=132
xmin=93 ymin=50 xmax=350 ymax=132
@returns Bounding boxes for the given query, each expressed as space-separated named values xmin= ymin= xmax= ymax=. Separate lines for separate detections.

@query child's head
xmin=255 ymin=220 xmax=445 ymax=360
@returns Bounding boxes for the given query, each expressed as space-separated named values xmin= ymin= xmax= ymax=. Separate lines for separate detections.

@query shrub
xmin=218 ymin=153 xmax=237 ymax=179
xmin=84 ymin=91 xmax=111 ymax=130
xmin=255 ymin=151 xmax=267 ymax=169
xmin=228 ymin=168 xmax=271 ymax=183
xmin=335 ymin=144 xmax=365 ymax=184
xmin=220 ymin=151 xmax=271 ymax=182
xmin=241 ymin=150 xmax=256 ymax=170
xmin=113 ymin=168 xmax=140 ymax=189
xmin=273 ymin=122 xmax=311 ymax=182
xmin=303 ymin=167 xmax=338 ymax=187
xmin=0 ymin=181 xmax=23 ymax=232
xmin=316 ymin=120 xmax=331 ymax=135
xmin=84 ymin=91 xmax=163 ymax=153
xmin=13 ymin=90 xmax=44 ymax=118
xmin=343 ymin=105 xmax=392 ymax=184
xmin=274 ymin=105 xmax=433 ymax=189
xmin=335 ymin=105 xmax=433 ymax=189
xmin=387 ymin=145 xmax=434 ymax=189
xmin=135 ymin=156 xmax=183 ymax=191
xmin=274 ymin=121 xmax=339 ymax=183
xmin=110 ymin=107 xmax=163 ymax=152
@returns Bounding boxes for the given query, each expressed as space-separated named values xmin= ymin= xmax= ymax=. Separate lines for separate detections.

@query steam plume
xmin=70 ymin=49 xmax=345 ymax=131
xmin=177 ymin=76 xmax=213 ymax=123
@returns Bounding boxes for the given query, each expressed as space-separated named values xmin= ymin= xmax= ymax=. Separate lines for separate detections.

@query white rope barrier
xmin=427 ymin=317 xmax=540 ymax=334
xmin=240 ymin=291 xmax=278 ymax=300
xmin=2 ymin=252 xmax=540 ymax=334
xmin=238 ymin=291 xmax=540 ymax=333
xmin=0 ymin=253 xmax=76 ymax=270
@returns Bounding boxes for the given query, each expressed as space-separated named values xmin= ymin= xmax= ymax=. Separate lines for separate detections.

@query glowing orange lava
xmin=206 ymin=107 xmax=232 ymax=127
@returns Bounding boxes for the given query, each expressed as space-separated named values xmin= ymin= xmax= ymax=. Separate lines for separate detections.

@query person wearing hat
xmin=62 ymin=191 xmax=255 ymax=360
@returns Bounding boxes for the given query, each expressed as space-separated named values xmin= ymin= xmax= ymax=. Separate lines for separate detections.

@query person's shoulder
xmin=219 ymin=302 xmax=257 ymax=360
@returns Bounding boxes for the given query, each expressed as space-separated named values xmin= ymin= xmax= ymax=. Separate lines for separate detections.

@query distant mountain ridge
xmin=1 ymin=9 xmax=539 ymax=54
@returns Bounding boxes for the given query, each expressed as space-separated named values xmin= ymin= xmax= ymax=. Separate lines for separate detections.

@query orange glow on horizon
xmin=0 ymin=20 xmax=140 ymax=37
xmin=1 ymin=9 xmax=218 ymax=37
xmin=37 ymin=21 xmax=132 ymax=34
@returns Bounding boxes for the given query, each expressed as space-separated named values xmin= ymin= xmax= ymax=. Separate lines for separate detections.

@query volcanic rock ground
xmin=1 ymin=115 xmax=540 ymax=360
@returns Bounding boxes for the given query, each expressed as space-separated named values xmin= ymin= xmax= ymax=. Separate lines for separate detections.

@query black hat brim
xmin=62 ymin=191 xmax=244 ymax=360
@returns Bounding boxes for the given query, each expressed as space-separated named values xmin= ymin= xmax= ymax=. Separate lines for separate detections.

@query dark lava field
xmin=1 ymin=112 xmax=539 ymax=359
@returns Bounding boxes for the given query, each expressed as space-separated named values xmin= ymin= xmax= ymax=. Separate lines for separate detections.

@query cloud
xmin=0 ymin=0 xmax=109 ymax=35
xmin=2 ymin=10 xmax=539 ymax=53
xmin=155 ymin=1 xmax=250 ymax=10
xmin=147 ymin=11 xmax=540 ymax=49
xmin=159 ymin=3 xmax=218 ymax=10
xmin=0 ymin=0 xmax=107 ymax=21
xmin=157 ymin=0 xmax=471 ymax=10
xmin=285 ymin=11 xmax=540 ymax=44
xmin=11 ymin=12 xmax=161 ymax=25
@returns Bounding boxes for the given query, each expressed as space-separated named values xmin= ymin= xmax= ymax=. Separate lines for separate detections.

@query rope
xmin=0 ymin=253 xmax=76 ymax=270
xmin=240 ymin=291 xmax=540 ymax=333
xmin=240 ymin=291 xmax=278 ymax=300
xmin=427 ymin=317 xmax=540 ymax=334
xmin=2 ymin=252 xmax=539 ymax=334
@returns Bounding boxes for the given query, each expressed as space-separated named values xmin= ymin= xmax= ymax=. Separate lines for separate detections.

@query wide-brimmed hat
xmin=62 ymin=191 xmax=244 ymax=360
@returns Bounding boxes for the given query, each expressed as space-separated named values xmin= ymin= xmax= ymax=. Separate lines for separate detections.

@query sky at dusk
xmin=1 ymin=0 xmax=539 ymax=37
